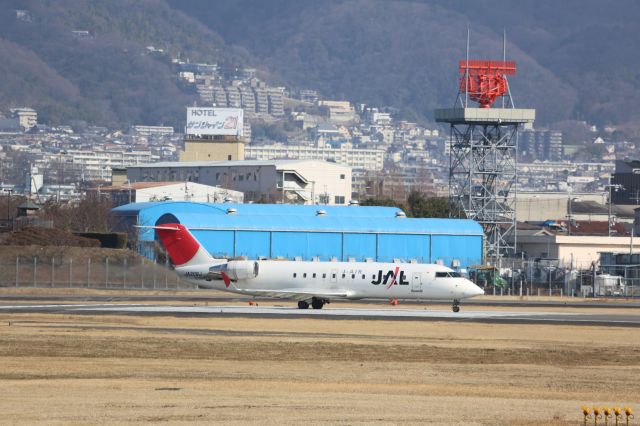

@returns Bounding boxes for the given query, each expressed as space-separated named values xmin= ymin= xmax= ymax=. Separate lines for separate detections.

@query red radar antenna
xmin=459 ymin=60 xmax=515 ymax=108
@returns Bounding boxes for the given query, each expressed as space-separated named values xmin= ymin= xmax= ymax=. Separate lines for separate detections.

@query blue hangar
xmin=111 ymin=202 xmax=483 ymax=268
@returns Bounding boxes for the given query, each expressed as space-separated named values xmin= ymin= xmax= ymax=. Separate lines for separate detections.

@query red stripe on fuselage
xmin=386 ymin=266 xmax=400 ymax=289
xmin=154 ymin=223 xmax=199 ymax=266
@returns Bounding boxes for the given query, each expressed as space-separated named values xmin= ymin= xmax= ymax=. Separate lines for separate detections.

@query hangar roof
xmin=112 ymin=201 xmax=403 ymax=218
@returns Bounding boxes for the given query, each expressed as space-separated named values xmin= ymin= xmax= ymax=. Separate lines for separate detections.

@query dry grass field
xmin=0 ymin=293 xmax=638 ymax=424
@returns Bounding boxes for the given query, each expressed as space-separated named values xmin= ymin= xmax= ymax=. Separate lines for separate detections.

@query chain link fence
xmin=0 ymin=256 xmax=196 ymax=290
xmin=479 ymin=258 xmax=640 ymax=298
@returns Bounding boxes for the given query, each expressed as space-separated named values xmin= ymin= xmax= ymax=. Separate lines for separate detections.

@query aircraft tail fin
xmin=141 ymin=223 xmax=213 ymax=267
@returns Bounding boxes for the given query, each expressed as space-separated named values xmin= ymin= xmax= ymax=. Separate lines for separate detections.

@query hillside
xmin=0 ymin=0 xmax=248 ymax=128
xmin=1 ymin=1 xmax=639 ymax=128
xmin=171 ymin=0 xmax=640 ymax=127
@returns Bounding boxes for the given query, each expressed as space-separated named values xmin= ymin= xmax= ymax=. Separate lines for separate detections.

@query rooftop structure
xmin=435 ymin=34 xmax=535 ymax=265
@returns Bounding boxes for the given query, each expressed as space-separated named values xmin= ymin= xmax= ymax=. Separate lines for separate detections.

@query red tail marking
xmin=221 ymin=272 xmax=231 ymax=288
xmin=154 ymin=223 xmax=199 ymax=266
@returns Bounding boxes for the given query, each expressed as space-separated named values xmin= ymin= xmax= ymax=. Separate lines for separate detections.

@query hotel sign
xmin=186 ymin=107 xmax=243 ymax=136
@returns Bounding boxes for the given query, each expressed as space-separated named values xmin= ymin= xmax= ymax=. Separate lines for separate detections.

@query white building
xmin=131 ymin=125 xmax=174 ymax=137
xmin=97 ymin=181 xmax=243 ymax=206
xmin=246 ymin=144 xmax=384 ymax=171
xmin=318 ymin=100 xmax=357 ymax=123
xmin=126 ymin=159 xmax=352 ymax=205
xmin=10 ymin=108 xmax=37 ymax=131
xmin=35 ymin=149 xmax=157 ymax=182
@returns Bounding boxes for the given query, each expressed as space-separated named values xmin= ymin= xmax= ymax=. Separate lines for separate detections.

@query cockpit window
xmin=436 ymin=272 xmax=462 ymax=278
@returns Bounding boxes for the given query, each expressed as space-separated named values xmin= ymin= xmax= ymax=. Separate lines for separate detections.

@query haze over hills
xmin=172 ymin=0 xmax=640 ymax=127
xmin=0 ymin=0 xmax=246 ymax=128
xmin=1 ymin=0 xmax=639 ymax=129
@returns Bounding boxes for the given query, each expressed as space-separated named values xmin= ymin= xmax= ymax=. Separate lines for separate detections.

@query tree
xmin=359 ymin=197 xmax=406 ymax=211
xmin=407 ymin=191 xmax=452 ymax=218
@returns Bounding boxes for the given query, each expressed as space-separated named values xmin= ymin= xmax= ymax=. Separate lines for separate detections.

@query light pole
xmin=5 ymin=188 xmax=12 ymax=221
xmin=605 ymin=177 xmax=623 ymax=236
xmin=124 ymin=179 xmax=132 ymax=204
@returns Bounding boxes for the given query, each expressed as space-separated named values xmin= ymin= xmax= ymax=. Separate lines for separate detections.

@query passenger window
xmin=293 ymin=273 xmax=297 ymax=278
xmin=342 ymin=273 xmax=345 ymax=279
xmin=312 ymin=273 xmax=316 ymax=278
xmin=323 ymin=273 xmax=326 ymax=278
xmin=303 ymin=273 xmax=307 ymax=278
xmin=332 ymin=274 xmax=336 ymax=279
xmin=351 ymin=274 xmax=355 ymax=279
xmin=362 ymin=274 xmax=365 ymax=279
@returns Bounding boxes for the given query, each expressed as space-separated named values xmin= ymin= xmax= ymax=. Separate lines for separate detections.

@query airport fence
xmin=489 ymin=258 xmax=640 ymax=298
xmin=0 ymin=256 xmax=197 ymax=290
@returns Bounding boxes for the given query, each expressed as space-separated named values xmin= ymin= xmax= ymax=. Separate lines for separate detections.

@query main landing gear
xmin=298 ymin=298 xmax=327 ymax=310
xmin=452 ymin=299 xmax=460 ymax=313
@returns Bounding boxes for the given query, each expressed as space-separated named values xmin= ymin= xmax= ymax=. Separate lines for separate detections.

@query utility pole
xmin=605 ymin=176 xmax=623 ymax=236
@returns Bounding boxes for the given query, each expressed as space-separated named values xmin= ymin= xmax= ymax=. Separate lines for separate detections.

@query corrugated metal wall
xmin=113 ymin=202 xmax=483 ymax=268
xmin=188 ymin=229 xmax=481 ymax=267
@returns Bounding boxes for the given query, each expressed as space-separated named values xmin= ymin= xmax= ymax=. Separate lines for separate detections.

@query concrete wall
xmin=516 ymin=234 xmax=640 ymax=268
xmin=180 ymin=139 xmax=245 ymax=161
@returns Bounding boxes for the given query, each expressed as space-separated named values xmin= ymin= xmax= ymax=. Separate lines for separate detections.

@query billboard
xmin=186 ymin=107 xmax=243 ymax=136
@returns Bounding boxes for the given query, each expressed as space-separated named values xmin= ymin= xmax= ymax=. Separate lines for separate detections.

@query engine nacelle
xmin=226 ymin=260 xmax=259 ymax=280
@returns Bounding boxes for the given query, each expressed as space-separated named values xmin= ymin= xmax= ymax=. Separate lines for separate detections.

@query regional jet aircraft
xmin=149 ymin=223 xmax=484 ymax=311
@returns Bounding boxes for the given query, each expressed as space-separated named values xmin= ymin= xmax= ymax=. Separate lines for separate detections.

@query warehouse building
xmin=125 ymin=159 xmax=352 ymax=205
xmin=111 ymin=202 xmax=483 ymax=268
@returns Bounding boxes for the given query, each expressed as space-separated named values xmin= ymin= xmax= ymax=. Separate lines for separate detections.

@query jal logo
xmin=371 ymin=266 xmax=409 ymax=289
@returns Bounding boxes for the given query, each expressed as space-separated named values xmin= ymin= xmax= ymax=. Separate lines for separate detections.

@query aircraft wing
xmin=233 ymin=288 xmax=353 ymax=301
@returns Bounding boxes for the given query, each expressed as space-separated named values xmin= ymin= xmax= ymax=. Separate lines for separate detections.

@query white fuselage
xmin=177 ymin=259 xmax=483 ymax=301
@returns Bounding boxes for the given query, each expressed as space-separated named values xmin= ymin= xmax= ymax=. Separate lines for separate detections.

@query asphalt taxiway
xmin=1 ymin=302 xmax=638 ymax=327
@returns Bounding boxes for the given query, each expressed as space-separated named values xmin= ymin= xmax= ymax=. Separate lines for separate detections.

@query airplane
xmin=148 ymin=223 xmax=484 ymax=312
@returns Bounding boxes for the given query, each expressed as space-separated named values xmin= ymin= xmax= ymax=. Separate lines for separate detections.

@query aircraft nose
xmin=464 ymin=280 xmax=484 ymax=298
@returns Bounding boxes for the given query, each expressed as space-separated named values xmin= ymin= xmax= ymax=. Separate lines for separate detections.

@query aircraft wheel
xmin=298 ymin=301 xmax=309 ymax=309
xmin=452 ymin=305 xmax=460 ymax=313
xmin=311 ymin=298 xmax=325 ymax=310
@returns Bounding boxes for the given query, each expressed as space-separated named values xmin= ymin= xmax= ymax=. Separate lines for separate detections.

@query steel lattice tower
xmin=435 ymin=58 xmax=535 ymax=266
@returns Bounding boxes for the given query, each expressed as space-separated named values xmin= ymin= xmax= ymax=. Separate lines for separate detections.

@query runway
xmin=1 ymin=302 xmax=639 ymax=326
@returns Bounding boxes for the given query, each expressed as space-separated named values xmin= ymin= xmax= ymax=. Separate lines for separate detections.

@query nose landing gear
xmin=452 ymin=299 xmax=460 ymax=313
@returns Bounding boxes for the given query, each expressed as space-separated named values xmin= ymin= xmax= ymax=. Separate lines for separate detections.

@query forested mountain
xmin=171 ymin=0 xmax=640 ymax=127
xmin=1 ymin=0 xmax=639 ymax=128
xmin=0 ymin=0 xmax=247 ymax=127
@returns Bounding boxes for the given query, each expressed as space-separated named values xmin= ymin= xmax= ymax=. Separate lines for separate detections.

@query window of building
xmin=228 ymin=155 xmax=232 ymax=160
xmin=340 ymin=174 xmax=345 ymax=179
xmin=335 ymin=196 xmax=345 ymax=204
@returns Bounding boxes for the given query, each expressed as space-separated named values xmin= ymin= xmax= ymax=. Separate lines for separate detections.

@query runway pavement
xmin=1 ymin=302 xmax=639 ymax=326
